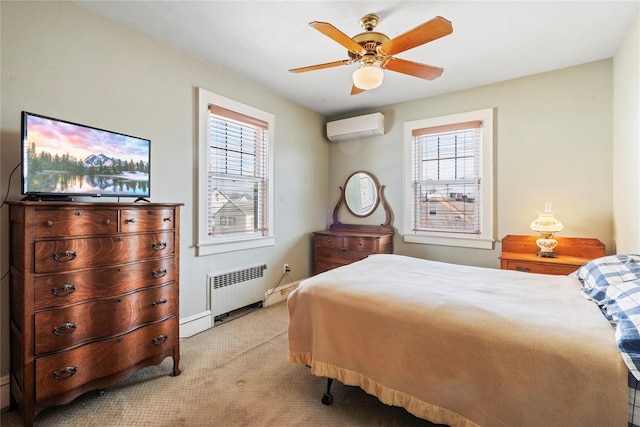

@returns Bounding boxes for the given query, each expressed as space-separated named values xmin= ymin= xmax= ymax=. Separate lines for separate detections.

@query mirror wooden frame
xmin=331 ymin=170 xmax=392 ymax=230
xmin=343 ymin=171 xmax=380 ymax=217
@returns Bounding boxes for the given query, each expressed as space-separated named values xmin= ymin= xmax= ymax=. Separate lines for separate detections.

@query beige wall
xmin=613 ymin=14 xmax=640 ymax=253
xmin=328 ymin=59 xmax=615 ymax=267
xmin=0 ymin=2 xmax=329 ymax=379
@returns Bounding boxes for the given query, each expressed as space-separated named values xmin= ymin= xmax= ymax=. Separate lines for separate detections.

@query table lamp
xmin=529 ymin=203 xmax=564 ymax=258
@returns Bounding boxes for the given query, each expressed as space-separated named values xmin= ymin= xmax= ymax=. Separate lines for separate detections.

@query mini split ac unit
xmin=326 ymin=112 xmax=384 ymax=142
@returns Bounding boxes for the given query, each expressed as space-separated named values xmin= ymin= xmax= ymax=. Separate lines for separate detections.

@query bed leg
xmin=321 ymin=378 xmax=333 ymax=405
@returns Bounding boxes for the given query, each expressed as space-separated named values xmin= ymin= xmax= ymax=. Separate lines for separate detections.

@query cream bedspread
xmin=287 ymin=254 xmax=628 ymax=426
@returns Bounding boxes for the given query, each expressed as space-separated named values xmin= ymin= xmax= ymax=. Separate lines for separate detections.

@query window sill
xmin=403 ymin=234 xmax=494 ymax=249
xmin=196 ymin=236 xmax=275 ymax=256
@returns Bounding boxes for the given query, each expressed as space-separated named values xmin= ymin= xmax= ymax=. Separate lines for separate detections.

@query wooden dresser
xmin=500 ymin=234 xmax=605 ymax=275
xmin=313 ymin=226 xmax=394 ymax=275
xmin=8 ymin=201 xmax=182 ymax=426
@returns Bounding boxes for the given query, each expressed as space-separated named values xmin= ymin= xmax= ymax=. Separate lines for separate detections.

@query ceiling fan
xmin=289 ymin=14 xmax=453 ymax=95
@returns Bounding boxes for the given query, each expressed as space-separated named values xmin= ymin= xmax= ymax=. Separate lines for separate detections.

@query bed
xmin=288 ymin=253 xmax=640 ymax=426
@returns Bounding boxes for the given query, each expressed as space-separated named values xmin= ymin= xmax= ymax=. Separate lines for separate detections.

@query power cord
xmin=1 ymin=162 xmax=21 ymax=209
xmin=0 ymin=163 xmax=21 ymax=283
xmin=213 ymin=269 xmax=295 ymax=325
xmin=260 ymin=269 xmax=294 ymax=307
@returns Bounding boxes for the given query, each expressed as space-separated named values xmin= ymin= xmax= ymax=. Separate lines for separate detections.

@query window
xmin=403 ymin=108 xmax=494 ymax=249
xmin=197 ymin=88 xmax=274 ymax=255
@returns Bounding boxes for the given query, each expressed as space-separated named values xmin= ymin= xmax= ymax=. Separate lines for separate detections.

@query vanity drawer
xmin=314 ymin=235 xmax=343 ymax=248
xmin=314 ymin=260 xmax=348 ymax=275
xmin=315 ymin=247 xmax=372 ymax=263
xmin=35 ymin=209 xmax=118 ymax=238
xmin=342 ymin=236 xmax=377 ymax=251
xmin=35 ymin=317 xmax=177 ymax=401
xmin=34 ymin=258 xmax=175 ymax=310
xmin=35 ymin=283 xmax=176 ymax=354
xmin=120 ymin=208 xmax=176 ymax=233
xmin=35 ymin=231 xmax=175 ymax=273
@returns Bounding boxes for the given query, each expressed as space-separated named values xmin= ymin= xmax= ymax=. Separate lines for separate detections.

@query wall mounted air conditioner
xmin=326 ymin=112 xmax=384 ymax=142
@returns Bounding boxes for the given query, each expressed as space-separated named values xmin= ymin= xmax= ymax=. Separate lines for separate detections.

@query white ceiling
xmin=74 ymin=1 xmax=639 ymax=117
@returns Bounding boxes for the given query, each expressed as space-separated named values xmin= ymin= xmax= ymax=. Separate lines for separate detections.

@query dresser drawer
xmin=35 ymin=317 xmax=177 ymax=401
xmin=503 ymin=259 xmax=579 ymax=275
xmin=35 ymin=283 xmax=176 ymax=354
xmin=314 ymin=261 xmax=348 ymax=275
xmin=35 ymin=231 xmax=175 ymax=273
xmin=34 ymin=258 xmax=176 ymax=310
xmin=315 ymin=247 xmax=372 ymax=263
xmin=314 ymin=235 xmax=343 ymax=248
xmin=343 ymin=236 xmax=377 ymax=251
xmin=35 ymin=209 xmax=118 ymax=238
xmin=120 ymin=208 xmax=176 ymax=233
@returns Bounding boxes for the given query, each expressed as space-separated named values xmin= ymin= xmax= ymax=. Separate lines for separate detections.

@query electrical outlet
xmin=283 ymin=263 xmax=290 ymax=274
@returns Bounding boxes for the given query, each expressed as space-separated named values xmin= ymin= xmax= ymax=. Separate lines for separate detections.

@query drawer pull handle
xmin=53 ymin=366 xmax=78 ymax=380
xmin=152 ymin=268 xmax=168 ymax=278
xmin=153 ymin=242 xmax=167 ymax=251
xmin=125 ymin=218 xmax=136 ymax=224
xmin=52 ymin=284 xmax=76 ymax=297
xmin=104 ymin=218 xmax=111 ymax=225
xmin=46 ymin=220 xmax=54 ymax=227
xmin=152 ymin=334 xmax=168 ymax=346
xmin=515 ymin=266 xmax=530 ymax=272
xmin=152 ymin=299 xmax=168 ymax=307
xmin=54 ymin=322 xmax=77 ymax=336
xmin=74 ymin=211 xmax=83 ymax=216
xmin=163 ymin=217 xmax=172 ymax=222
xmin=53 ymin=251 xmax=77 ymax=262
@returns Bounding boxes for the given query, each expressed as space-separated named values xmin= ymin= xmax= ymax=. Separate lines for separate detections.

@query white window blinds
xmin=411 ymin=120 xmax=483 ymax=235
xmin=207 ymin=105 xmax=269 ymax=238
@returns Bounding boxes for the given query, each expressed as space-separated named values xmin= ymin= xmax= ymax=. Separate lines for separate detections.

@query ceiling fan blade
xmin=350 ymin=85 xmax=365 ymax=95
xmin=382 ymin=57 xmax=444 ymax=80
xmin=289 ymin=59 xmax=350 ymax=73
xmin=309 ymin=21 xmax=365 ymax=53
xmin=378 ymin=16 xmax=452 ymax=56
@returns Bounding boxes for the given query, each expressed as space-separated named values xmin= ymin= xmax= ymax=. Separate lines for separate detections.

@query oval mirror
xmin=344 ymin=171 xmax=380 ymax=217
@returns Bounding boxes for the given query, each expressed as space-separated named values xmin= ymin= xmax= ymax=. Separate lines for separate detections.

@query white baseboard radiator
xmin=208 ymin=264 xmax=267 ymax=319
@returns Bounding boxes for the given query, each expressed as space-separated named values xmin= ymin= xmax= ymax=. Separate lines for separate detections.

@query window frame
xmin=197 ymin=87 xmax=275 ymax=256
xmin=403 ymin=108 xmax=494 ymax=249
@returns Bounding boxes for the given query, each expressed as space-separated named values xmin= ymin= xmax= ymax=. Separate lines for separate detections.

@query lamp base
xmin=535 ymin=237 xmax=558 ymax=258
xmin=536 ymin=250 xmax=558 ymax=258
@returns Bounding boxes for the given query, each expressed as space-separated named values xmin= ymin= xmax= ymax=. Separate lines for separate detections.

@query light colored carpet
xmin=2 ymin=301 xmax=439 ymax=426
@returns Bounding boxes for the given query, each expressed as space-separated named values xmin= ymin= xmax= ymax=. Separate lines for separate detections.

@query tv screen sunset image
xmin=23 ymin=114 xmax=150 ymax=197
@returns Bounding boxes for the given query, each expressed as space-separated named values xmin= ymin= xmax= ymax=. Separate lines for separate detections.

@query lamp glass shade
xmin=529 ymin=212 xmax=564 ymax=234
xmin=353 ymin=65 xmax=384 ymax=90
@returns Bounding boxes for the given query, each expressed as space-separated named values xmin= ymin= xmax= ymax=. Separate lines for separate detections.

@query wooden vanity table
xmin=313 ymin=171 xmax=394 ymax=275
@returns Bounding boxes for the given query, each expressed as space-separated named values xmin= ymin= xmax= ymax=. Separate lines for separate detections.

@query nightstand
xmin=500 ymin=234 xmax=605 ymax=275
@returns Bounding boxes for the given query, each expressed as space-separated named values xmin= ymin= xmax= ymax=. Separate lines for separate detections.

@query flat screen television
xmin=21 ymin=111 xmax=150 ymax=201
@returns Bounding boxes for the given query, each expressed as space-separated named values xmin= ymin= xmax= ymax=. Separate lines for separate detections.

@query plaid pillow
xmin=576 ymin=255 xmax=640 ymax=299
xmin=576 ymin=255 xmax=640 ymax=380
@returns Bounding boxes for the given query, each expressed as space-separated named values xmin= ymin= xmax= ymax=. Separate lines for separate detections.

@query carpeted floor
xmin=2 ymin=301 xmax=440 ymax=426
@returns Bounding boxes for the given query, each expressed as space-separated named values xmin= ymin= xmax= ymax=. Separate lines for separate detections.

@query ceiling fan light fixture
xmin=352 ymin=64 xmax=384 ymax=90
